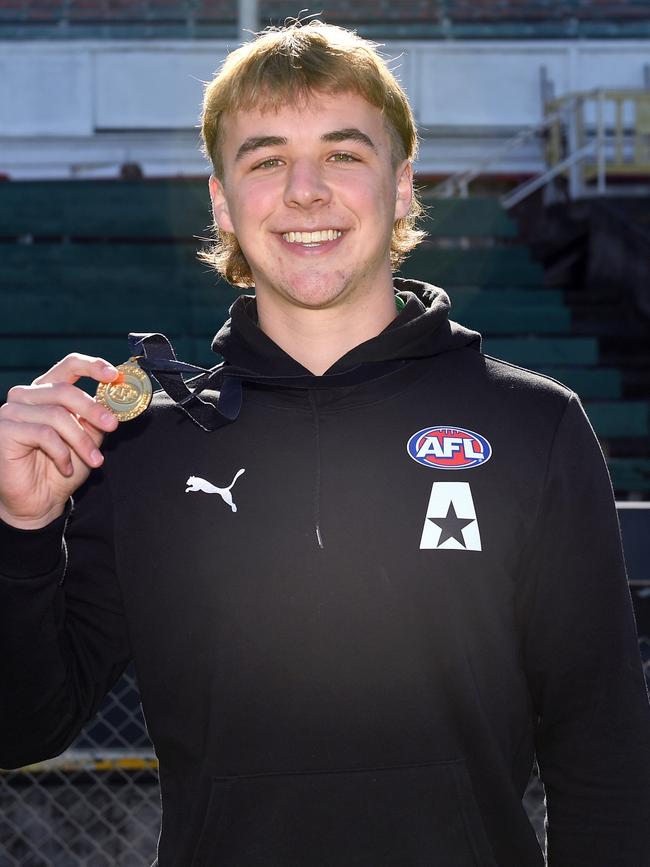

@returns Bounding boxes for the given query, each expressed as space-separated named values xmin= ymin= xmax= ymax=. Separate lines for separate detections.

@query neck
xmin=256 ymin=288 xmax=398 ymax=375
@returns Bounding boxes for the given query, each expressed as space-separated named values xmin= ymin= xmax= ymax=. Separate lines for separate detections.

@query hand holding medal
xmin=0 ymin=354 xmax=122 ymax=530
xmin=95 ymin=357 xmax=153 ymax=422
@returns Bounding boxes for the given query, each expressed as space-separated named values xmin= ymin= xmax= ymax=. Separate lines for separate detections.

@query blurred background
xmin=0 ymin=1 xmax=649 ymax=864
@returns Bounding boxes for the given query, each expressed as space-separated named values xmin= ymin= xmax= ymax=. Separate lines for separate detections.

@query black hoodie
xmin=1 ymin=280 xmax=649 ymax=867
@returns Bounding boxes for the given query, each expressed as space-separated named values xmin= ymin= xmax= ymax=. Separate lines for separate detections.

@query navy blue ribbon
xmin=128 ymin=332 xmax=407 ymax=432
xmin=128 ymin=333 xmax=241 ymax=432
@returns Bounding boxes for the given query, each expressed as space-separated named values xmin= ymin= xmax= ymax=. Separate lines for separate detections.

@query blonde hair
xmin=200 ymin=20 xmax=425 ymax=287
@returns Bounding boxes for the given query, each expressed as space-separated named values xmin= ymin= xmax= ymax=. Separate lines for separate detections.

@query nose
xmin=283 ymin=158 xmax=332 ymax=209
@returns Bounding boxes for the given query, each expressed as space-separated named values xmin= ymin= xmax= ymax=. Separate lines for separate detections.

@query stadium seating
xmin=421 ymin=199 xmax=518 ymax=240
xmin=0 ymin=179 xmax=647 ymax=493
xmin=608 ymin=459 xmax=650 ymax=493
xmin=1 ymin=0 xmax=648 ymax=37
xmin=483 ymin=336 xmax=598 ymax=366
xmin=400 ymin=248 xmax=545 ymax=288
xmin=586 ymin=402 xmax=650 ymax=439
xmin=535 ymin=367 xmax=622 ymax=400
xmin=0 ymin=179 xmax=213 ymax=239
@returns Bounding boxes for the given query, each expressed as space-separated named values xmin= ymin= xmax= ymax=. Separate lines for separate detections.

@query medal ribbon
xmin=128 ymin=333 xmax=241 ymax=432
xmin=128 ymin=332 xmax=407 ymax=432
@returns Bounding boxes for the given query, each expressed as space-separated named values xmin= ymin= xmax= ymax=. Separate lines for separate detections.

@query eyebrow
xmin=235 ymin=135 xmax=288 ymax=162
xmin=322 ymin=128 xmax=377 ymax=151
xmin=234 ymin=128 xmax=377 ymax=162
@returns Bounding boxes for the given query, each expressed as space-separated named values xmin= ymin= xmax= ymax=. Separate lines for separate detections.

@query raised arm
xmin=0 ymin=353 xmax=120 ymax=528
xmin=0 ymin=355 xmax=131 ymax=768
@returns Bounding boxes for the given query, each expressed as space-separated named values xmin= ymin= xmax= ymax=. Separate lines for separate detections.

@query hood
xmin=211 ymin=278 xmax=480 ymax=380
xmin=137 ymin=279 xmax=481 ymax=433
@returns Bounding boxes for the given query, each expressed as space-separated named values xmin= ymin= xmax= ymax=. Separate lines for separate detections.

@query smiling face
xmin=209 ymin=90 xmax=413 ymax=315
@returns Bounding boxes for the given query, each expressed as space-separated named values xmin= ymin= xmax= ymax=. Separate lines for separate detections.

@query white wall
xmin=0 ymin=39 xmax=648 ymax=179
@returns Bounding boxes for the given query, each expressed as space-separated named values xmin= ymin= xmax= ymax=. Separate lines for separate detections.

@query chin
xmin=281 ymin=279 xmax=351 ymax=310
xmin=288 ymin=289 xmax=348 ymax=310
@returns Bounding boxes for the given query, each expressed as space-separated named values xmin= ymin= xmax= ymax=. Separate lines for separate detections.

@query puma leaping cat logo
xmin=185 ymin=469 xmax=245 ymax=513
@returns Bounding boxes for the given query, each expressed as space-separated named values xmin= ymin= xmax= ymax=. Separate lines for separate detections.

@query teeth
xmin=282 ymin=230 xmax=342 ymax=244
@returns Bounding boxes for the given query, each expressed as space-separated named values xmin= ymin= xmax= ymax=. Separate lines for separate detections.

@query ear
xmin=394 ymin=160 xmax=413 ymax=221
xmin=209 ymin=174 xmax=234 ymax=233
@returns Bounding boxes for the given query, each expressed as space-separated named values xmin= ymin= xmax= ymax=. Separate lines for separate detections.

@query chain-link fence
xmin=0 ymin=666 xmax=160 ymax=867
xmin=2 ymin=608 xmax=648 ymax=866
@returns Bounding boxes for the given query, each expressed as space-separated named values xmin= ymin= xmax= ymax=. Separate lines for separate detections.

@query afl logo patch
xmin=407 ymin=426 xmax=492 ymax=470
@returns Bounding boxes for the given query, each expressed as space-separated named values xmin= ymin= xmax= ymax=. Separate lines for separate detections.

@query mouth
xmin=281 ymin=229 xmax=343 ymax=247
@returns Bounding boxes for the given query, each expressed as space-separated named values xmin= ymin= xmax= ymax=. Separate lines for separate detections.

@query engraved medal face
xmin=95 ymin=358 xmax=152 ymax=422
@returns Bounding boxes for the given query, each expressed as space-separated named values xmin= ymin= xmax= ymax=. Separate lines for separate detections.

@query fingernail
xmin=100 ymin=411 xmax=116 ymax=425
xmin=103 ymin=364 xmax=119 ymax=378
xmin=90 ymin=449 xmax=104 ymax=466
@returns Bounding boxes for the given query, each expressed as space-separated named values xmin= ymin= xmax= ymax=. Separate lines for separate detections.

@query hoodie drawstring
xmin=308 ymin=390 xmax=324 ymax=550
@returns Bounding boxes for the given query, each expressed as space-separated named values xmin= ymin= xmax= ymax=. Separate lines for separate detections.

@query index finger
xmin=32 ymin=354 xmax=120 ymax=387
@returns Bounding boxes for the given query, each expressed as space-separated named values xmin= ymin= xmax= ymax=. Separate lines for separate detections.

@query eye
xmin=328 ymin=152 xmax=359 ymax=163
xmin=253 ymin=157 xmax=283 ymax=170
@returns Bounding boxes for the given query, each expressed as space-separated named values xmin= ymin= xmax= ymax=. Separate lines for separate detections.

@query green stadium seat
xmin=535 ymin=367 xmax=623 ymax=400
xmin=584 ymin=402 xmax=650 ymax=439
xmin=484 ymin=337 xmax=599 ymax=366
xmin=453 ymin=304 xmax=570 ymax=335
xmin=608 ymin=459 xmax=650 ymax=493
xmin=447 ymin=287 xmax=565 ymax=308
xmin=419 ymin=198 xmax=518 ymax=239
xmin=0 ymin=336 xmax=197 ymax=369
xmin=399 ymin=247 xmax=545 ymax=287
xmin=0 ymin=295 xmax=191 ymax=335
xmin=0 ymin=180 xmax=213 ymax=240
xmin=1 ymin=243 xmax=217 ymax=295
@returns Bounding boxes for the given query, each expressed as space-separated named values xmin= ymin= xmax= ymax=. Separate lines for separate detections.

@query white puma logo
xmin=185 ymin=469 xmax=246 ymax=512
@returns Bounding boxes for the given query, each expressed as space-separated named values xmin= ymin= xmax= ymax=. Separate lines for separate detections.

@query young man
xmin=0 ymin=22 xmax=649 ymax=867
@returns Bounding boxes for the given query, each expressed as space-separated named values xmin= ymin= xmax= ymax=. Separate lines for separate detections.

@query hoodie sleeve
xmin=516 ymin=393 xmax=650 ymax=867
xmin=0 ymin=472 xmax=130 ymax=770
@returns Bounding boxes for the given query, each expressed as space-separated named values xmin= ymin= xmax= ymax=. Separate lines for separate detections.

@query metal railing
xmin=545 ymin=88 xmax=650 ymax=197
xmin=431 ymin=88 xmax=650 ymax=208
xmin=429 ymin=108 xmax=567 ymax=200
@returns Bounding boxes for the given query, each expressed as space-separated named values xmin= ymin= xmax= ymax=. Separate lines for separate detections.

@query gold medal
xmin=96 ymin=357 xmax=152 ymax=422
